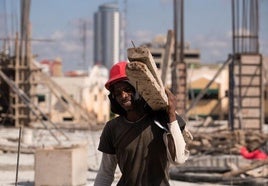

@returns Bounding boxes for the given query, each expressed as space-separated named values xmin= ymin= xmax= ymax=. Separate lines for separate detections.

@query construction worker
xmin=94 ymin=61 xmax=189 ymax=186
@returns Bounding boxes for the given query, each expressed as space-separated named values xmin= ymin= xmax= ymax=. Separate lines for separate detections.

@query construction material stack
xmin=126 ymin=46 xmax=168 ymax=110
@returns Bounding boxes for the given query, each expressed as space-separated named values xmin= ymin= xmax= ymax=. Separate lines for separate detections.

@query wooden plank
xmin=241 ymin=55 xmax=262 ymax=65
xmin=0 ymin=144 xmax=35 ymax=154
xmin=127 ymin=46 xmax=168 ymax=110
xmin=234 ymin=66 xmax=261 ymax=74
xmin=233 ymin=98 xmax=261 ymax=107
xmin=127 ymin=46 xmax=165 ymax=90
xmin=223 ymin=159 xmax=268 ymax=178
xmin=126 ymin=61 xmax=168 ymax=110
xmin=161 ymin=30 xmax=174 ymax=85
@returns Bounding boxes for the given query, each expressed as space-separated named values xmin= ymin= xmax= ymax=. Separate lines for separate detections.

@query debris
xmin=223 ymin=159 xmax=268 ymax=178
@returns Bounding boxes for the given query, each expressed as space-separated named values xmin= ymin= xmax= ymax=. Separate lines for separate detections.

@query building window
xmin=63 ymin=117 xmax=74 ymax=121
xmin=188 ymin=89 xmax=218 ymax=100
xmin=37 ymin=94 xmax=45 ymax=103
xmin=152 ymin=53 xmax=162 ymax=58
xmin=184 ymin=53 xmax=200 ymax=58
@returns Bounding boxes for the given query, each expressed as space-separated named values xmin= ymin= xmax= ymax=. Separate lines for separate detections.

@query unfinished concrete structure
xmin=229 ymin=0 xmax=263 ymax=131
xmin=0 ymin=0 xmax=34 ymax=127
xmin=170 ymin=0 xmax=264 ymax=131
xmin=0 ymin=1 xmax=97 ymax=129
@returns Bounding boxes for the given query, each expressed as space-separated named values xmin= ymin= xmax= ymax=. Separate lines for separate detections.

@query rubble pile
xmin=174 ymin=119 xmax=268 ymax=186
xmin=187 ymin=129 xmax=268 ymax=156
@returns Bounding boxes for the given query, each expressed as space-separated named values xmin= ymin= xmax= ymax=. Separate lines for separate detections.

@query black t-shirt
xmin=98 ymin=114 xmax=170 ymax=186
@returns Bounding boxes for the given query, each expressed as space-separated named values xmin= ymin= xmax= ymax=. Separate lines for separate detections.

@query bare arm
xmin=94 ymin=153 xmax=117 ymax=186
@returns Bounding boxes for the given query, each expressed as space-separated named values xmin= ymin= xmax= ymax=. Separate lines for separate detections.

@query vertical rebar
xmin=15 ymin=126 xmax=22 ymax=185
xmin=229 ymin=0 xmax=235 ymax=130
xmin=230 ymin=0 xmax=260 ymax=130
xmin=180 ymin=0 xmax=184 ymax=66
xmin=172 ymin=0 xmax=178 ymax=94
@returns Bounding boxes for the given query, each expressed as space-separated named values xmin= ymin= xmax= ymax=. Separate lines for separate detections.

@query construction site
xmin=0 ymin=0 xmax=268 ymax=186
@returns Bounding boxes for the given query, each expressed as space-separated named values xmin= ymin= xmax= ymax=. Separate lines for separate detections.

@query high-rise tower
xmin=94 ymin=3 xmax=121 ymax=69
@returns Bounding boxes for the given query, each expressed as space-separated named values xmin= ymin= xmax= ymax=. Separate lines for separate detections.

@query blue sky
xmin=1 ymin=0 xmax=267 ymax=72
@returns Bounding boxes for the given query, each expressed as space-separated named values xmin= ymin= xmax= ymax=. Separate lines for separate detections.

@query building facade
xmin=144 ymin=36 xmax=230 ymax=120
xmin=93 ymin=2 xmax=122 ymax=69
xmin=36 ymin=64 xmax=110 ymax=125
xmin=186 ymin=65 xmax=229 ymax=120
xmin=144 ymin=35 xmax=201 ymax=87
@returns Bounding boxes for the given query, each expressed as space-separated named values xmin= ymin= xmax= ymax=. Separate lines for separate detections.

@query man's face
xmin=112 ymin=81 xmax=135 ymax=111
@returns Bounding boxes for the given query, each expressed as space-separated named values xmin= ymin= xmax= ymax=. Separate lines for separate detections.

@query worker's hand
xmin=165 ymin=88 xmax=176 ymax=122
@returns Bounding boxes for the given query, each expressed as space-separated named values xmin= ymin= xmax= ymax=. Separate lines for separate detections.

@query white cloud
xmin=203 ymin=40 xmax=228 ymax=48
xmin=60 ymin=40 xmax=81 ymax=52
xmin=31 ymin=17 xmax=94 ymax=72
xmin=193 ymin=28 xmax=268 ymax=63
xmin=234 ymin=28 xmax=254 ymax=37
xmin=191 ymin=32 xmax=232 ymax=63
xmin=51 ymin=31 xmax=65 ymax=40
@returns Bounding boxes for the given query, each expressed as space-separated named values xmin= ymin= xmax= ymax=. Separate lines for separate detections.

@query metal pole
xmin=15 ymin=126 xmax=22 ymax=185
xmin=229 ymin=0 xmax=235 ymax=131
xmin=171 ymin=0 xmax=178 ymax=94
xmin=180 ymin=0 xmax=184 ymax=65
xmin=180 ymin=0 xmax=186 ymax=113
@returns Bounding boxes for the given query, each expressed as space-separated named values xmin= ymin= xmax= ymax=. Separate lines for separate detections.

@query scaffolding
xmin=0 ymin=0 xmax=97 ymax=128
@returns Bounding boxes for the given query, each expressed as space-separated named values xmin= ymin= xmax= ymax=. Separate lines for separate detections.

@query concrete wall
xmin=35 ymin=145 xmax=88 ymax=186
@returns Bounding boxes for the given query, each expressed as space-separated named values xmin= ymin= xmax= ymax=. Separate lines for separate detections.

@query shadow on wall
xmin=14 ymin=181 xmax=34 ymax=186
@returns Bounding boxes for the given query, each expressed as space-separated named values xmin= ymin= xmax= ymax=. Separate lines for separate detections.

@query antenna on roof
xmin=131 ymin=40 xmax=136 ymax=48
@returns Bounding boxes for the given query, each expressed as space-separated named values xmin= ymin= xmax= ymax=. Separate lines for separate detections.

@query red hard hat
xmin=105 ymin=61 xmax=129 ymax=90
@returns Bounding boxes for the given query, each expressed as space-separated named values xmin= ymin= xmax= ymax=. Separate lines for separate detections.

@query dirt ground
xmin=0 ymin=126 xmax=227 ymax=186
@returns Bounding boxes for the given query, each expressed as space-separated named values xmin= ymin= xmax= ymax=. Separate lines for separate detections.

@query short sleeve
xmin=98 ymin=122 xmax=116 ymax=154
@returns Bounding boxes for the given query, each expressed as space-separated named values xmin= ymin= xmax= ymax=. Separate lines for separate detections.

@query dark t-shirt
xmin=98 ymin=114 xmax=170 ymax=186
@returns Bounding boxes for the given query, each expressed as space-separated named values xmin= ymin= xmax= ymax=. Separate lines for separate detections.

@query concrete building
xmin=143 ymin=36 xmax=229 ymax=119
xmin=147 ymin=35 xmax=200 ymax=68
xmin=187 ymin=64 xmax=229 ymax=120
xmin=36 ymin=64 xmax=110 ymax=125
xmin=39 ymin=58 xmax=63 ymax=77
xmin=142 ymin=36 xmax=259 ymax=121
xmin=143 ymin=35 xmax=200 ymax=87
xmin=93 ymin=2 xmax=123 ymax=69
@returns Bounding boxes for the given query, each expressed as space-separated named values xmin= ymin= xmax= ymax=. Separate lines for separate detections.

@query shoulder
xmin=106 ymin=115 xmax=124 ymax=126
xmin=99 ymin=116 xmax=124 ymax=145
xmin=103 ymin=115 xmax=125 ymax=132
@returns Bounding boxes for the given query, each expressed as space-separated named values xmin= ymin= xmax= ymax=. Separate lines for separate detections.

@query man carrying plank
xmin=94 ymin=61 xmax=189 ymax=186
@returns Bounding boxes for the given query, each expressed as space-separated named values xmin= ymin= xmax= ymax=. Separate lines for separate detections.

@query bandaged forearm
xmin=168 ymin=120 xmax=189 ymax=164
